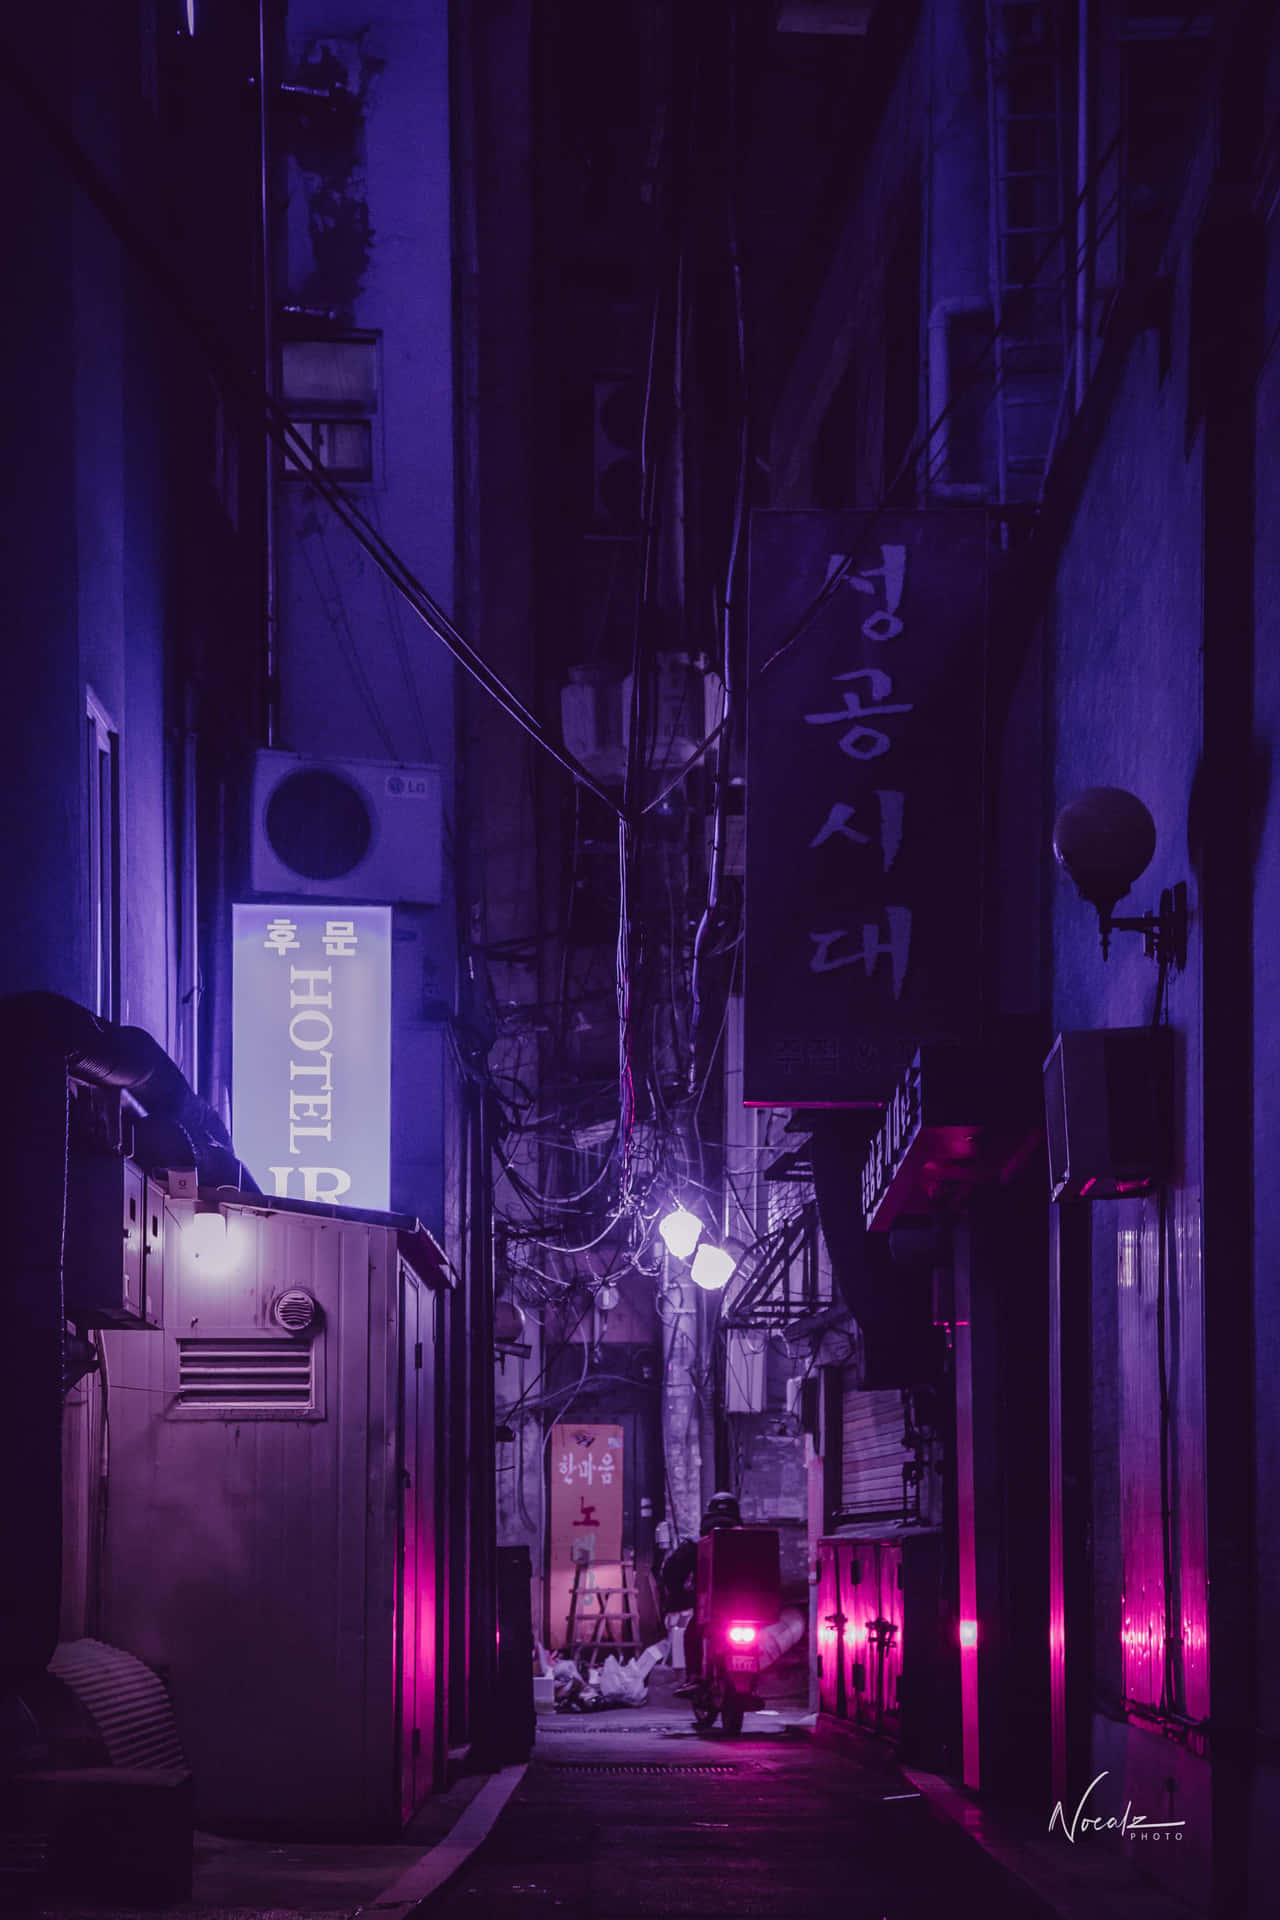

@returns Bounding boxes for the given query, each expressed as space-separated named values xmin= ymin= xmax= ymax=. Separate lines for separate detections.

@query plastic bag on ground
xmin=596 ymin=1653 xmax=648 ymax=1705
xmin=631 ymin=1640 xmax=669 ymax=1682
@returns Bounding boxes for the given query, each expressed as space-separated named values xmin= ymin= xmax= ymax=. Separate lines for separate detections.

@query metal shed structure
xmin=98 ymin=1180 xmax=453 ymax=1836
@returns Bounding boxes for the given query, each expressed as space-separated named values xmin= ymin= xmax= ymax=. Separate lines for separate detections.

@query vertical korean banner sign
xmin=232 ymin=903 xmax=392 ymax=1209
xmin=744 ymin=512 xmax=989 ymax=1107
xmin=548 ymin=1423 xmax=624 ymax=1650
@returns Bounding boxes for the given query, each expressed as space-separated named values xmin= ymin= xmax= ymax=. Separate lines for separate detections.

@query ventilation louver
xmin=176 ymin=1338 xmax=315 ymax=1413
xmin=272 ymin=1288 xmax=319 ymax=1334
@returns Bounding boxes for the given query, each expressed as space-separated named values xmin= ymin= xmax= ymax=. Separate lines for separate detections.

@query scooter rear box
xmin=695 ymin=1528 xmax=781 ymax=1625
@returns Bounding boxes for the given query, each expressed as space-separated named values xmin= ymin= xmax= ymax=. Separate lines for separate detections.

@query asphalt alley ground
xmin=416 ymin=1709 xmax=1057 ymax=1920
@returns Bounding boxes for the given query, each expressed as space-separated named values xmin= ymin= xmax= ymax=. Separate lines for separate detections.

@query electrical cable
xmin=0 ymin=39 xmax=624 ymax=821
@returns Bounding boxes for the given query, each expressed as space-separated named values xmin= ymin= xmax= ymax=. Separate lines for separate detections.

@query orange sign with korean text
xmin=548 ymin=1423 xmax=624 ymax=1650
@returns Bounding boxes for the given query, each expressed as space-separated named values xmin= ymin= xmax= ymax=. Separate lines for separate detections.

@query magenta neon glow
xmin=727 ymin=1624 xmax=757 ymax=1646
xmin=959 ymin=1618 xmax=979 ymax=1649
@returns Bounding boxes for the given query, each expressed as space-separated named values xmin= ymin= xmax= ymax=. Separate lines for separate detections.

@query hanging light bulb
xmin=658 ymin=1206 xmax=703 ymax=1260
xmin=690 ymin=1241 xmax=737 ymax=1291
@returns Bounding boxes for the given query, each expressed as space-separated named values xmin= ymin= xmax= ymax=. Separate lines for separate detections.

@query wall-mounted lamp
xmin=180 ymin=1197 xmax=244 ymax=1279
xmin=187 ymin=1200 xmax=228 ymax=1256
xmin=1052 ymin=786 xmax=1188 ymax=968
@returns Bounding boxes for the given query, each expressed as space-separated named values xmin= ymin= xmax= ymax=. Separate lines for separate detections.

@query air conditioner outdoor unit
xmin=250 ymin=750 xmax=443 ymax=903
xmin=1043 ymin=1027 xmax=1172 ymax=1202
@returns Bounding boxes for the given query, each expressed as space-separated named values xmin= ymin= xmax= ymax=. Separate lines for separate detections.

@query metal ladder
xmin=985 ymin=0 xmax=1070 ymax=502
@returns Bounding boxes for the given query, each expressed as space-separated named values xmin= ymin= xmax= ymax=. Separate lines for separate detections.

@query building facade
xmin=0 ymin=0 xmax=498 ymax=1878
xmin=745 ymin=0 xmax=1279 ymax=1911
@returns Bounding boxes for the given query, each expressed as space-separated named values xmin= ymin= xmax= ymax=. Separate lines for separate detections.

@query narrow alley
xmin=426 ymin=1707 xmax=1056 ymax=1920
xmin=3 ymin=1 xmax=1278 ymax=1915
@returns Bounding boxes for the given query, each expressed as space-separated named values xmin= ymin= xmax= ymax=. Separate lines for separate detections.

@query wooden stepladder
xmin=565 ymin=1556 xmax=644 ymax=1667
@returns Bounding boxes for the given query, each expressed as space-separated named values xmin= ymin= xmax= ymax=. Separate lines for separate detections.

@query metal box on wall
xmin=99 ymin=1186 xmax=452 ymax=1836
xmin=63 ymin=1155 xmax=164 ymax=1328
xmin=1043 ymin=1027 xmax=1172 ymax=1202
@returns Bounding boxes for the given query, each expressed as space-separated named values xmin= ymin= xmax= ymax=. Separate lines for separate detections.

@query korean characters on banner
xmin=232 ymin=903 xmax=393 ymax=1211
xmin=744 ymin=512 xmax=990 ymax=1107
xmin=547 ymin=1423 xmax=624 ymax=1650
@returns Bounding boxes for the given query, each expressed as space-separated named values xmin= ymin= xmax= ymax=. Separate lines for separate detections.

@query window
xmin=86 ymin=693 xmax=121 ymax=1022
xmin=281 ymin=335 xmax=379 ymax=483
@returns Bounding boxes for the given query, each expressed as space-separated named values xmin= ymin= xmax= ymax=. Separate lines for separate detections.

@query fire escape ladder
xmin=985 ymin=0 xmax=1070 ymax=502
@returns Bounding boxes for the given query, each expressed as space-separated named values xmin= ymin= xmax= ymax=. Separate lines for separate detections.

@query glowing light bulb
xmin=690 ymin=1242 xmax=736 ymax=1291
xmin=658 ymin=1207 xmax=703 ymax=1260
xmin=188 ymin=1207 xmax=227 ymax=1255
xmin=185 ymin=1204 xmax=241 ymax=1278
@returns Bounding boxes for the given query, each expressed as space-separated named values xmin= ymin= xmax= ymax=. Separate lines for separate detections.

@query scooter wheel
xmin=692 ymin=1699 xmax=718 ymax=1731
xmin=720 ymin=1694 xmax=745 ymax=1736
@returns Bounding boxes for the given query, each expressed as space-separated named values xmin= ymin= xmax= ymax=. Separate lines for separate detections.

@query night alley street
xmin=423 ymin=1706 xmax=1055 ymax=1920
xmin=7 ymin=3 xmax=1280 ymax=1913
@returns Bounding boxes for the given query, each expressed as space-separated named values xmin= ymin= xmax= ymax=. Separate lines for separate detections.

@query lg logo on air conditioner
xmin=385 ymin=773 xmax=430 ymax=798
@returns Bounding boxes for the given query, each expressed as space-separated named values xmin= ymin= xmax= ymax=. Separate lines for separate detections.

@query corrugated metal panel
xmin=1047 ymin=1205 xmax=1069 ymax=1799
xmin=48 ymin=1639 xmax=187 ymax=1771
xmin=1174 ymin=1190 xmax=1209 ymax=1720
xmin=1117 ymin=1192 xmax=1209 ymax=1719
xmin=103 ymin=1204 xmax=401 ymax=1832
xmin=841 ymin=1386 xmax=910 ymax=1518
xmin=1118 ymin=1221 xmax=1163 ymax=1706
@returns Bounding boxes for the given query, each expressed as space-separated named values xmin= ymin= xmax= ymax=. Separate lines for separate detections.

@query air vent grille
xmin=176 ymin=1338 xmax=315 ymax=1413
xmin=547 ymin=1762 xmax=741 ymax=1775
xmin=273 ymin=1288 xmax=318 ymax=1333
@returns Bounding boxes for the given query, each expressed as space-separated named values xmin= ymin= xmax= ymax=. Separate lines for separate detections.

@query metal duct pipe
xmin=0 ymin=992 xmax=258 ymax=1192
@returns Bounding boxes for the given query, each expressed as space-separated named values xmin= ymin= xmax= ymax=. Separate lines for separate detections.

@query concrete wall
xmin=0 ymin=11 xmax=174 ymax=1043
xmin=277 ymin=0 xmax=457 ymax=1234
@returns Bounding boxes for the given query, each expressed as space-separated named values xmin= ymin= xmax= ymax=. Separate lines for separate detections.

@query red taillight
xmin=727 ymin=1624 xmax=757 ymax=1646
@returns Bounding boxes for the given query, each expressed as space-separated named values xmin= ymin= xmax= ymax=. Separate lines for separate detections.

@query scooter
xmin=689 ymin=1524 xmax=781 ymax=1736
xmin=689 ymin=1616 xmax=769 ymax=1736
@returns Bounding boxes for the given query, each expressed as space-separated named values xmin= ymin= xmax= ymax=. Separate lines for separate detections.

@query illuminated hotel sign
xmin=232 ymin=904 xmax=391 ymax=1210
